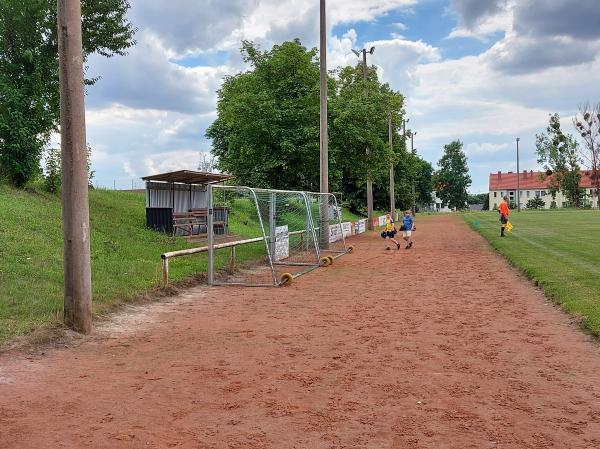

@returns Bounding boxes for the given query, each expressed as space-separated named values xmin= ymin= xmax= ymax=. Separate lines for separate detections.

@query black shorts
xmin=499 ymin=214 xmax=508 ymax=224
xmin=385 ymin=230 xmax=397 ymax=238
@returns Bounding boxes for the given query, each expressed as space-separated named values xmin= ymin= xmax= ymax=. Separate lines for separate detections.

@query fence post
xmin=162 ymin=257 xmax=169 ymax=287
xmin=229 ymin=246 xmax=236 ymax=273
xmin=269 ymin=192 xmax=276 ymax=258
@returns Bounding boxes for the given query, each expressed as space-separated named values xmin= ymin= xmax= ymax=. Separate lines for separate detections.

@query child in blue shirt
xmin=401 ymin=210 xmax=414 ymax=249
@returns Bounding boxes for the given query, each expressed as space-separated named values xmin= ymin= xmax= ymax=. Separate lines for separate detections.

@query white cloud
xmin=465 ymin=142 xmax=509 ymax=156
xmin=87 ymin=31 xmax=230 ymax=115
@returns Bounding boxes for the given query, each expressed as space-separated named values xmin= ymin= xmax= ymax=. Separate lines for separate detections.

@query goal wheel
xmin=280 ymin=273 xmax=294 ymax=286
xmin=320 ymin=257 xmax=331 ymax=267
xmin=347 ymin=245 xmax=355 ymax=254
xmin=326 ymin=256 xmax=334 ymax=265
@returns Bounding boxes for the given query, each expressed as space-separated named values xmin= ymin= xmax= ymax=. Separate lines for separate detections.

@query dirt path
xmin=1 ymin=215 xmax=599 ymax=449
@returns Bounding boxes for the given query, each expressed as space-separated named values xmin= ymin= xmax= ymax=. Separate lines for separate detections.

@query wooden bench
xmin=189 ymin=208 xmax=228 ymax=236
xmin=172 ymin=212 xmax=203 ymax=237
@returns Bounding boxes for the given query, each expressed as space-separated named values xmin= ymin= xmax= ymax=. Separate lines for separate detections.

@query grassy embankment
xmin=0 ymin=187 xmax=363 ymax=342
xmin=463 ymin=210 xmax=600 ymax=335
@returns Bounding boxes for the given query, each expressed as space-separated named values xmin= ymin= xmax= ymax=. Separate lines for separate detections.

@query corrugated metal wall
xmin=145 ymin=181 xmax=208 ymax=212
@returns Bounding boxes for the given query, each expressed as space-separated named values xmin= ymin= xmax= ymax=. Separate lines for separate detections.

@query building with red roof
xmin=488 ymin=170 xmax=598 ymax=209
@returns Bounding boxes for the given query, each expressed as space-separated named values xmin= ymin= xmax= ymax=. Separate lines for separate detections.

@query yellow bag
xmin=506 ymin=221 xmax=513 ymax=233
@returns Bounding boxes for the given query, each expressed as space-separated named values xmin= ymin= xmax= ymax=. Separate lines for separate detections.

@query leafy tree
xmin=574 ymin=102 xmax=600 ymax=208
xmin=482 ymin=194 xmax=489 ymax=211
xmin=330 ymin=64 xmax=404 ymax=213
xmin=526 ymin=197 xmax=546 ymax=209
xmin=467 ymin=193 xmax=488 ymax=205
xmin=198 ymin=153 xmax=218 ymax=172
xmin=207 ymin=39 xmax=411 ymax=215
xmin=414 ymin=157 xmax=434 ymax=209
xmin=0 ymin=0 xmax=135 ymax=187
xmin=536 ymin=113 xmax=582 ymax=207
xmin=435 ymin=140 xmax=471 ymax=210
xmin=42 ymin=145 xmax=95 ymax=193
xmin=207 ymin=40 xmax=332 ymax=192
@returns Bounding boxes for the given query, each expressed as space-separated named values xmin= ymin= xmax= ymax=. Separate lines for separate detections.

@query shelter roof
xmin=142 ymin=170 xmax=234 ymax=185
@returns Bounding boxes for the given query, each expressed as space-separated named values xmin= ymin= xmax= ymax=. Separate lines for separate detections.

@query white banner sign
xmin=378 ymin=215 xmax=386 ymax=227
xmin=342 ymin=222 xmax=352 ymax=238
xmin=275 ymin=225 xmax=289 ymax=261
xmin=356 ymin=219 xmax=366 ymax=234
xmin=329 ymin=223 xmax=343 ymax=243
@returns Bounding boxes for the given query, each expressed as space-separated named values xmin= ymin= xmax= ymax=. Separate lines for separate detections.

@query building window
xmin=494 ymin=191 xmax=497 ymax=198
xmin=535 ymin=191 xmax=540 ymax=198
xmin=509 ymin=191 xmax=514 ymax=197
xmin=541 ymin=191 xmax=546 ymax=196
xmin=527 ymin=191 xmax=530 ymax=197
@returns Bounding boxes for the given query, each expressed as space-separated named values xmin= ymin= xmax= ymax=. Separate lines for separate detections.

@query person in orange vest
xmin=499 ymin=195 xmax=510 ymax=237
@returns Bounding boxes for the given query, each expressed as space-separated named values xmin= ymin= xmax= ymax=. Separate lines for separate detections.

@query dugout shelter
xmin=142 ymin=170 xmax=234 ymax=235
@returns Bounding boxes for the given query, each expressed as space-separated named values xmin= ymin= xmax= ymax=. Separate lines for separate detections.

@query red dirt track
xmin=1 ymin=215 xmax=600 ymax=448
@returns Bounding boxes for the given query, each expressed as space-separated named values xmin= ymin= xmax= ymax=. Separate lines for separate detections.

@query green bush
xmin=526 ymin=197 xmax=545 ymax=209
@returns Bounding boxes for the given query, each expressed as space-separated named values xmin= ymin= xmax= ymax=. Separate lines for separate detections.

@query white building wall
xmin=489 ymin=188 xmax=599 ymax=210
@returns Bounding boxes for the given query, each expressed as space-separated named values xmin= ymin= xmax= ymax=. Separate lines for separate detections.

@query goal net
xmin=306 ymin=192 xmax=348 ymax=260
xmin=208 ymin=185 xmax=321 ymax=286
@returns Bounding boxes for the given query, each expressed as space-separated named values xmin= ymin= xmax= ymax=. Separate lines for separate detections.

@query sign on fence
xmin=329 ymin=223 xmax=342 ymax=243
xmin=275 ymin=225 xmax=289 ymax=261
xmin=342 ymin=222 xmax=351 ymax=238
xmin=355 ymin=219 xmax=366 ymax=234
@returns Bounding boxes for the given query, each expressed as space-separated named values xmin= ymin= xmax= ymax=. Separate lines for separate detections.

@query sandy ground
xmin=1 ymin=215 xmax=599 ymax=449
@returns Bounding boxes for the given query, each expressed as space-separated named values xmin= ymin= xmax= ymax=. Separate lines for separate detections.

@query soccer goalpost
xmin=207 ymin=185 xmax=349 ymax=286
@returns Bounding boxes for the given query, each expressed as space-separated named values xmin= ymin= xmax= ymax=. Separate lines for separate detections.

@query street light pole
xmin=516 ymin=137 xmax=521 ymax=212
xmin=411 ymin=130 xmax=417 ymax=154
xmin=319 ymin=0 xmax=329 ymax=246
xmin=58 ymin=0 xmax=92 ymax=334
xmin=411 ymin=130 xmax=417 ymax=213
xmin=352 ymin=47 xmax=375 ymax=230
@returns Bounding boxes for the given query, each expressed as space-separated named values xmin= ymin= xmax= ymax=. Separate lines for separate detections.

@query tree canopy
xmin=0 ymin=0 xmax=135 ymax=187
xmin=435 ymin=140 xmax=471 ymax=210
xmin=536 ymin=113 xmax=582 ymax=207
xmin=207 ymin=39 xmax=429 ymax=213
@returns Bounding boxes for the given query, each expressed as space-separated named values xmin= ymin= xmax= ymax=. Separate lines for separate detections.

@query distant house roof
xmin=489 ymin=170 xmax=595 ymax=191
xmin=142 ymin=170 xmax=235 ymax=185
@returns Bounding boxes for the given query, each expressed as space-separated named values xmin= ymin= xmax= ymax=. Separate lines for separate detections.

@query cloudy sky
xmin=80 ymin=0 xmax=600 ymax=193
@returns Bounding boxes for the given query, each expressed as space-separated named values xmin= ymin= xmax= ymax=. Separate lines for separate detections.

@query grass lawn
xmin=0 ymin=187 xmax=212 ymax=342
xmin=0 ymin=186 xmax=366 ymax=343
xmin=463 ymin=210 xmax=600 ymax=336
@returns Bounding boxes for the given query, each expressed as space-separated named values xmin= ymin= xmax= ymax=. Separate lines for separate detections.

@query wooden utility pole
xmin=319 ymin=0 xmax=329 ymax=247
xmin=389 ymin=116 xmax=395 ymax=219
xmin=362 ymin=49 xmax=374 ymax=230
xmin=320 ymin=0 xmax=328 ymax=197
xmin=58 ymin=0 xmax=93 ymax=334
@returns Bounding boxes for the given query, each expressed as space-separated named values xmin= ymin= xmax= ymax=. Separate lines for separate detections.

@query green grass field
xmin=463 ymin=210 xmax=600 ymax=335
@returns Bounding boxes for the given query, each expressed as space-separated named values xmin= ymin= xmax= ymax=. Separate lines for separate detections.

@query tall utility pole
xmin=58 ymin=0 xmax=92 ymax=334
xmin=516 ymin=137 xmax=521 ymax=212
xmin=319 ymin=0 xmax=329 ymax=246
xmin=352 ymin=47 xmax=375 ymax=229
xmin=389 ymin=115 xmax=395 ymax=220
xmin=411 ymin=130 xmax=417 ymax=213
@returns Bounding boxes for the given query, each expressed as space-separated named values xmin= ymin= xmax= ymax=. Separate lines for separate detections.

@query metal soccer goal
xmin=306 ymin=192 xmax=348 ymax=261
xmin=207 ymin=185 xmax=323 ymax=287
